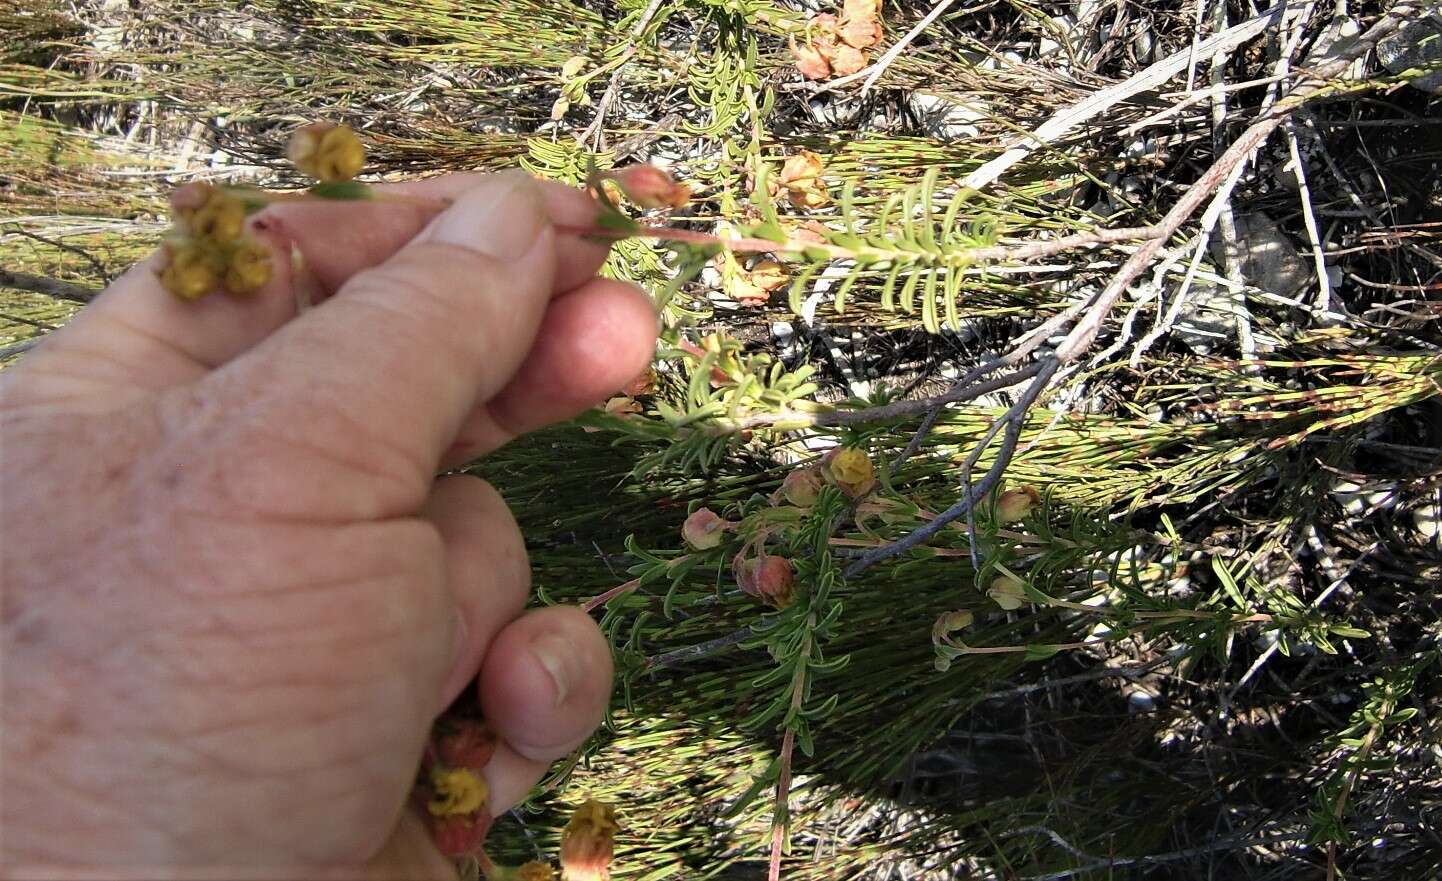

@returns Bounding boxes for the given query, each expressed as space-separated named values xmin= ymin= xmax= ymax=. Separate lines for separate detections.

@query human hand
xmin=0 ymin=172 xmax=657 ymax=879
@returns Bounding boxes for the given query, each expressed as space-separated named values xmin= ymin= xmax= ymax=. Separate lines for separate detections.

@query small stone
xmin=1377 ymin=11 xmax=1442 ymax=95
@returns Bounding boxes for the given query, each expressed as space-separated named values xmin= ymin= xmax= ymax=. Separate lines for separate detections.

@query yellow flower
xmin=159 ymin=239 xmax=225 ymax=302
xmin=987 ymin=575 xmax=1027 ymax=611
xmin=515 ymin=862 xmax=557 ymax=881
xmin=427 ymin=767 xmax=488 ymax=817
xmin=777 ymin=150 xmax=829 ymax=210
xmin=288 ymin=122 xmax=366 ymax=183
xmin=560 ymin=799 xmax=619 ymax=881
xmin=826 ymin=446 xmax=875 ymax=498
xmin=224 ymin=237 xmax=273 ymax=295
xmin=996 ymin=485 xmax=1041 ymax=523
xmin=186 ymin=192 xmax=246 ymax=245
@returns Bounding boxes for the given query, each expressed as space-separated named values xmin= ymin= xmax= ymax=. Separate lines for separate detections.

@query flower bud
xmin=430 ymin=812 xmax=493 ymax=857
xmin=838 ymin=17 xmax=882 ymax=49
xmin=987 ymin=575 xmax=1027 ymax=611
xmin=995 ymin=485 xmax=1040 ymax=523
xmin=223 ymin=237 xmax=272 ymax=295
xmin=622 ymin=367 xmax=657 ymax=397
xmin=515 ymin=862 xmax=557 ymax=881
xmin=827 ymin=42 xmax=868 ymax=76
xmin=780 ymin=466 xmax=823 ymax=507
xmin=779 ymin=150 xmax=825 ymax=190
xmin=790 ymin=37 xmax=831 ymax=80
xmin=734 ymin=553 xmax=795 ymax=609
xmin=189 ymin=191 xmax=246 ymax=244
xmin=750 ymin=259 xmax=788 ymax=292
xmin=436 ymin=719 xmax=497 ymax=770
xmin=843 ymin=0 xmax=882 ymax=20
xmin=288 ymin=122 xmax=366 ymax=183
xmin=560 ymin=799 xmax=619 ymax=881
xmin=159 ymin=239 xmax=224 ymax=302
xmin=609 ymin=164 xmax=691 ymax=210
xmin=931 ymin=609 xmax=974 ymax=642
xmin=427 ymin=767 xmax=488 ymax=817
xmin=682 ymin=507 xmax=730 ymax=550
xmin=824 ymin=446 xmax=875 ymax=498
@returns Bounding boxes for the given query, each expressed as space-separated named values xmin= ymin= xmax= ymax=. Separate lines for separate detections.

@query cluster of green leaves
xmin=1306 ymin=652 xmax=1435 ymax=848
xmin=580 ymin=330 xmax=820 ymax=474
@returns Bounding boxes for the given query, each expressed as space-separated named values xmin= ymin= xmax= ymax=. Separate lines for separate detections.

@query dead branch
xmin=0 ymin=269 xmax=97 ymax=303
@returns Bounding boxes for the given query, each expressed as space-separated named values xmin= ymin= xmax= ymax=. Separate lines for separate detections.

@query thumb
xmin=202 ymin=171 xmax=560 ymax=519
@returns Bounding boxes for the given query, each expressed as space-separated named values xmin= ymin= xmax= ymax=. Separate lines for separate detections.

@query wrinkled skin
xmin=0 ymin=172 xmax=657 ymax=879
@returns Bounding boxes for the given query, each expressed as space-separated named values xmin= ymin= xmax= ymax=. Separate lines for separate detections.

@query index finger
xmin=13 ymin=175 xmax=612 ymax=400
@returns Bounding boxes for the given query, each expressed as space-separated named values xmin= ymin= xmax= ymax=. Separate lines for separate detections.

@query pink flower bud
xmin=436 ymin=719 xmax=496 ymax=770
xmin=682 ymin=508 xmax=730 ymax=550
xmin=790 ymin=37 xmax=831 ymax=80
xmin=781 ymin=467 xmax=822 ymax=507
xmin=996 ymin=485 xmax=1040 ymax=523
xmin=430 ymin=811 xmax=493 ymax=856
xmin=609 ymin=164 xmax=691 ymax=210
xmin=560 ymin=799 xmax=619 ymax=881
xmin=734 ymin=553 xmax=795 ymax=609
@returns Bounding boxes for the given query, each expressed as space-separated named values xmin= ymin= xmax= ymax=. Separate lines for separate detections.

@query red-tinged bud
xmin=560 ymin=799 xmax=619 ymax=881
xmin=682 ymin=507 xmax=730 ymax=550
xmin=790 ymin=37 xmax=831 ymax=80
xmin=996 ymin=485 xmax=1041 ymax=523
xmin=734 ymin=553 xmax=795 ymax=609
xmin=609 ymin=165 xmax=691 ymax=210
xmin=622 ymin=367 xmax=657 ymax=397
xmin=430 ymin=811 xmax=494 ymax=857
xmin=827 ymin=42 xmax=868 ymax=75
xmin=436 ymin=719 xmax=497 ymax=770
xmin=781 ymin=467 xmax=823 ymax=507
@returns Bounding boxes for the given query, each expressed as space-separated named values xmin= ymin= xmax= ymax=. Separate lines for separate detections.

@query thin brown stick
xmin=708 ymin=360 xmax=1045 ymax=434
xmin=602 ymin=221 xmax=1162 ymax=266
xmin=958 ymin=0 xmax=1296 ymax=193
xmin=0 ymin=269 xmax=97 ymax=304
xmin=1057 ymin=0 xmax=1418 ymax=363
xmin=578 ymin=0 xmax=668 ymax=151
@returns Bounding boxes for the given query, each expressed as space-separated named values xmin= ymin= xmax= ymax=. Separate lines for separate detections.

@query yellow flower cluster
xmin=427 ymin=767 xmax=489 ymax=817
xmin=287 ymin=122 xmax=367 ymax=183
xmin=159 ymin=183 xmax=272 ymax=301
xmin=825 ymin=446 xmax=876 ymax=498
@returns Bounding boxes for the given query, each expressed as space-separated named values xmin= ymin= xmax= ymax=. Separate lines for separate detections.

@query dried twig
xmin=958 ymin=0 xmax=1295 ymax=193
xmin=0 ymin=337 xmax=43 ymax=360
xmin=0 ymin=269 xmax=98 ymax=303
xmin=578 ymin=0 xmax=668 ymax=151
xmin=710 ymin=360 xmax=1046 ymax=433
xmin=644 ymin=628 xmax=753 ymax=671
xmin=845 ymin=357 xmax=1059 ymax=575
xmin=842 ymin=1 xmax=1417 ymax=578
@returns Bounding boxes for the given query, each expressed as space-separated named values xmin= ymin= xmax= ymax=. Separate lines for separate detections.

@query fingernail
xmin=531 ymin=632 xmax=581 ymax=708
xmin=424 ymin=171 xmax=548 ymax=259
